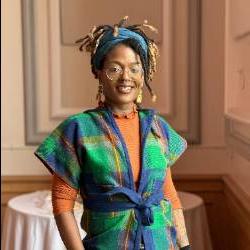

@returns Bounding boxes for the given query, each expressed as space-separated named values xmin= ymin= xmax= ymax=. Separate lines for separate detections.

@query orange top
xmin=52 ymin=111 xmax=182 ymax=215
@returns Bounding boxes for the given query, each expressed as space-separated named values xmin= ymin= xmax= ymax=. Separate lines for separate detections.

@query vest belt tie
xmin=83 ymin=186 xmax=164 ymax=250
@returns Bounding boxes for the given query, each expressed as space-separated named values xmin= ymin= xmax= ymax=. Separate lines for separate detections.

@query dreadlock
xmin=75 ymin=16 xmax=159 ymax=102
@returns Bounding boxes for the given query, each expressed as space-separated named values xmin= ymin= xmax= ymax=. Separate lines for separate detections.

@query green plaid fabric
xmin=35 ymin=106 xmax=187 ymax=250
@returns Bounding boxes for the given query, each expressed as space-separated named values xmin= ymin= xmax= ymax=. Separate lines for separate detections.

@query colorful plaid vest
xmin=35 ymin=106 xmax=187 ymax=250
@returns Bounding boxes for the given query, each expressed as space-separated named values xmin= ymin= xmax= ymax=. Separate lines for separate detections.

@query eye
xmin=108 ymin=65 xmax=122 ymax=73
xmin=130 ymin=65 xmax=141 ymax=74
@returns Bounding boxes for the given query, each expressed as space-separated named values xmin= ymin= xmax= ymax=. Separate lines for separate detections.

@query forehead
xmin=104 ymin=44 xmax=142 ymax=65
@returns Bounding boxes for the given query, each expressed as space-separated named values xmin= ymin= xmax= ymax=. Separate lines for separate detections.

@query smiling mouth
xmin=116 ymin=85 xmax=135 ymax=94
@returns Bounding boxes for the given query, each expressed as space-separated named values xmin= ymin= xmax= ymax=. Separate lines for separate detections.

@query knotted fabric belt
xmin=83 ymin=186 xmax=164 ymax=250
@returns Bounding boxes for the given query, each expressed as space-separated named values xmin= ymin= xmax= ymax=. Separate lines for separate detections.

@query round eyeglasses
xmin=105 ymin=64 xmax=144 ymax=81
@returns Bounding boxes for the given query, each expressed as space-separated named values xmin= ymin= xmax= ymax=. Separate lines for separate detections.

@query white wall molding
xmin=22 ymin=0 xmax=201 ymax=144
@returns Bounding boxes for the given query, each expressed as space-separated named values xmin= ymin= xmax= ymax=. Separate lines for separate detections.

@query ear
xmin=96 ymin=69 xmax=102 ymax=79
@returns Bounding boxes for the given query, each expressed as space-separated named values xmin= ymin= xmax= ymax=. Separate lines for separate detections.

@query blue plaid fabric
xmin=35 ymin=106 xmax=187 ymax=250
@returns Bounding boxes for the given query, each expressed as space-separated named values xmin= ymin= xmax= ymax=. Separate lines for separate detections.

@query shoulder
xmin=138 ymin=108 xmax=171 ymax=128
xmin=152 ymin=112 xmax=170 ymax=128
xmin=152 ymin=114 xmax=171 ymax=139
xmin=138 ymin=107 xmax=157 ymax=119
xmin=153 ymin=113 xmax=185 ymax=143
xmin=54 ymin=108 xmax=104 ymax=135
xmin=59 ymin=108 xmax=101 ymax=125
xmin=138 ymin=108 xmax=167 ymax=122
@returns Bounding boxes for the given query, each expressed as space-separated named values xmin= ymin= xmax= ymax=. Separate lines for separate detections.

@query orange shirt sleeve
xmin=163 ymin=168 xmax=182 ymax=209
xmin=52 ymin=173 xmax=79 ymax=215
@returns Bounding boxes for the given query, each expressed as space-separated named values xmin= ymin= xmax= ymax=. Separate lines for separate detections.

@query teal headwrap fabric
xmin=92 ymin=28 xmax=148 ymax=70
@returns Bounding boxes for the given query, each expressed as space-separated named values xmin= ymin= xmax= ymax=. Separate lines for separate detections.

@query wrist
xmin=180 ymin=245 xmax=191 ymax=250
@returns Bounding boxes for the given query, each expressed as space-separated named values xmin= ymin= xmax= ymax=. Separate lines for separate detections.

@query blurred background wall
xmin=2 ymin=0 xmax=250 ymax=249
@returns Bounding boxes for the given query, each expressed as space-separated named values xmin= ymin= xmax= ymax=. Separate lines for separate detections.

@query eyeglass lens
xmin=105 ymin=65 xmax=143 ymax=80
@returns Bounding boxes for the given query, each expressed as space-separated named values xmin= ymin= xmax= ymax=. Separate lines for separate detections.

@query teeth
xmin=117 ymin=86 xmax=132 ymax=93
xmin=121 ymin=87 xmax=131 ymax=91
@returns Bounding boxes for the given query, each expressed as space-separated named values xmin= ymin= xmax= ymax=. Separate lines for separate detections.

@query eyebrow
xmin=106 ymin=61 xmax=141 ymax=66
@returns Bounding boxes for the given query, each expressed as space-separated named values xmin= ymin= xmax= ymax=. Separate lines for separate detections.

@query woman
xmin=35 ymin=16 xmax=190 ymax=250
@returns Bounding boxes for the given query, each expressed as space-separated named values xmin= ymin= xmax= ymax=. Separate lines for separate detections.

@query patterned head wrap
xmin=92 ymin=28 xmax=148 ymax=70
xmin=76 ymin=16 xmax=159 ymax=102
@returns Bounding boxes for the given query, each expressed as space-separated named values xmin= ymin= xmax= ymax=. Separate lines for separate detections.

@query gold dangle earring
xmin=136 ymin=88 xmax=143 ymax=104
xmin=96 ymin=82 xmax=104 ymax=107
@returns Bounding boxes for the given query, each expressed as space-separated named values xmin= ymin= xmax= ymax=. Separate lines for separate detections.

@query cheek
xmin=135 ymin=79 xmax=144 ymax=89
xmin=98 ymin=73 xmax=113 ymax=89
xmin=102 ymin=81 xmax=116 ymax=98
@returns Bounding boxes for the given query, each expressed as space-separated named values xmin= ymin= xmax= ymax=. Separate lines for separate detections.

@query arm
xmin=163 ymin=169 xmax=190 ymax=249
xmin=54 ymin=211 xmax=84 ymax=250
xmin=34 ymin=116 xmax=85 ymax=249
xmin=52 ymin=174 xmax=85 ymax=250
xmin=173 ymin=208 xmax=190 ymax=249
xmin=159 ymin=118 xmax=190 ymax=248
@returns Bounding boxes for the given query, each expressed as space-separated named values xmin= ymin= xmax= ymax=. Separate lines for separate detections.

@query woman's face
xmin=97 ymin=44 xmax=144 ymax=107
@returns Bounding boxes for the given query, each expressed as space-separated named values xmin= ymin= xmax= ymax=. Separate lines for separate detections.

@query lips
xmin=116 ymin=84 xmax=134 ymax=94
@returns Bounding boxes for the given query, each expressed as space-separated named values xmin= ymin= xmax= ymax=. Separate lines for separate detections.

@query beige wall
xmin=1 ymin=0 xmax=48 ymax=175
xmin=224 ymin=0 xmax=250 ymax=194
xmin=2 ymin=0 xmax=249 ymax=193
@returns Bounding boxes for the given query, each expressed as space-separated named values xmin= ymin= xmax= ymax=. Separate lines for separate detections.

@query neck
xmin=104 ymin=101 xmax=136 ymax=115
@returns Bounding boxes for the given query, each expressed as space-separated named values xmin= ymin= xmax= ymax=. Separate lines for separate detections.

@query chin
xmin=115 ymin=96 xmax=137 ymax=105
xmin=105 ymin=90 xmax=138 ymax=106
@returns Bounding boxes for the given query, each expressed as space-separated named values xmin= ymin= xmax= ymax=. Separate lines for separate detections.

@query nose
xmin=120 ymin=68 xmax=130 ymax=80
